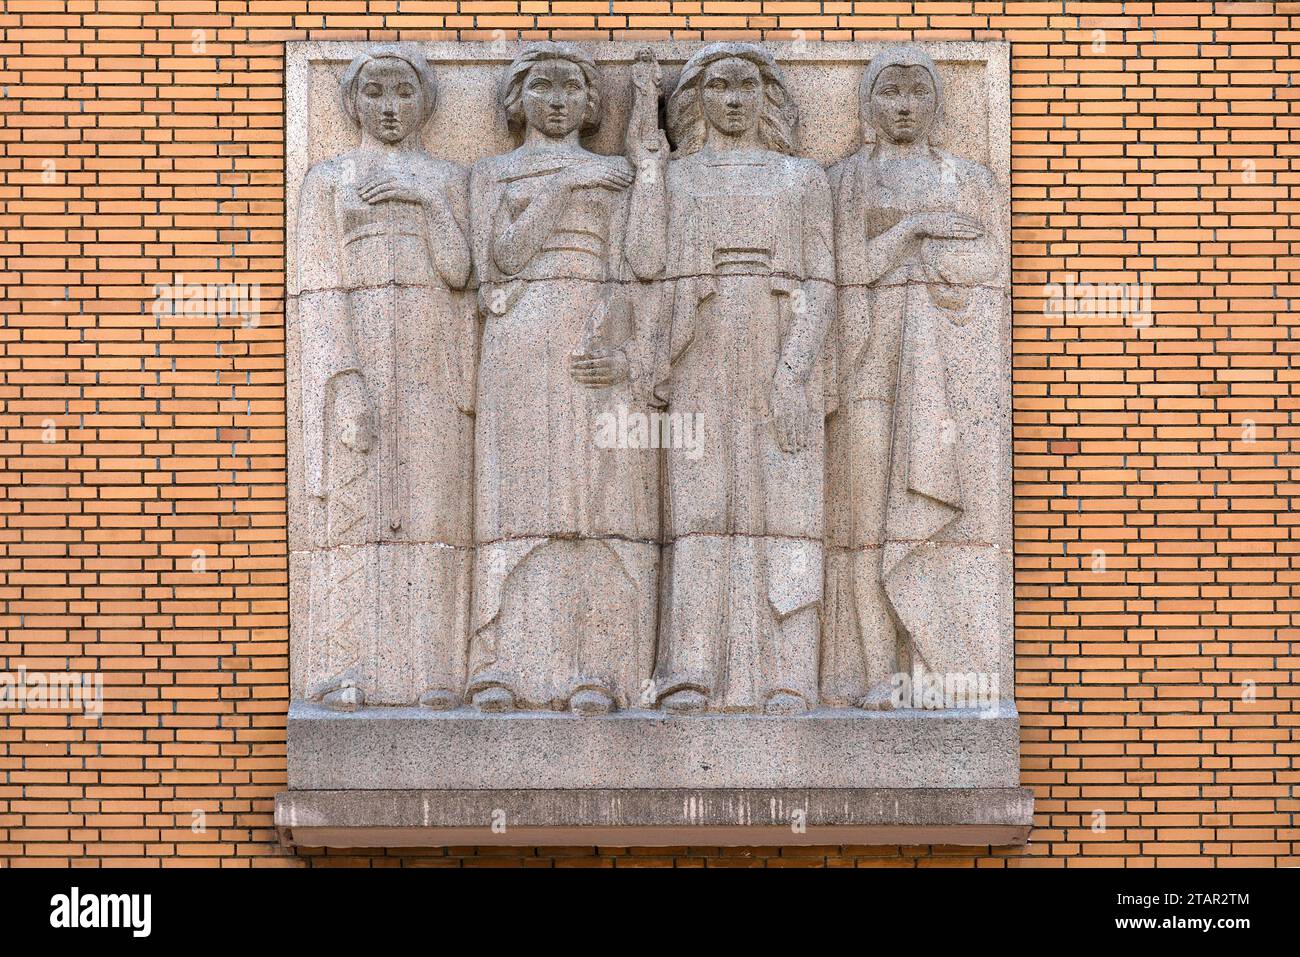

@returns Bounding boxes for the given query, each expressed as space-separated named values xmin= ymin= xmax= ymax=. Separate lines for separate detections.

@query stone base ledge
xmin=288 ymin=700 xmax=1023 ymax=790
xmin=276 ymin=787 xmax=1034 ymax=848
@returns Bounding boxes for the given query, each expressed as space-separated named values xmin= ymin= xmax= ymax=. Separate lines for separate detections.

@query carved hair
xmin=499 ymin=41 xmax=603 ymax=137
xmin=858 ymin=44 xmax=945 ymax=146
xmin=667 ymin=42 xmax=799 ymax=157
xmin=338 ymin=44 xmax=439 ymax=132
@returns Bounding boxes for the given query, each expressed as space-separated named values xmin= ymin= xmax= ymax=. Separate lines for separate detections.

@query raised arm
xmin=623 ymin=48 xmax=668 ymax=280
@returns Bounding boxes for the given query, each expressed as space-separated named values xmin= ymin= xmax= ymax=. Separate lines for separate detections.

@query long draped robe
xmin=823 ymin=144 xmax=1009 ymax=705
xmin=296 ymin=148 xmax=476 ymax=705
xmin=652 ymin=147 xmax=835 ymax=712
xmin=468 ymin=146 xmax=659 ymax=711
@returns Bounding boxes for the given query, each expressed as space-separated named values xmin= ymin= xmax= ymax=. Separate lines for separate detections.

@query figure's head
xmin=500 ymin=42 xmax=602 ymax=140
xmin=859 ymin=45 xmax=944 ymax=146
xmin=339 ymin=45 xmax=438 ymax=145
xmin=668 ymin=42 xmax=798 ymax=156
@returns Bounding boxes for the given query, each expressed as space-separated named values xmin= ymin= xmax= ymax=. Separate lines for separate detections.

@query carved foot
xmin=418 ymin=688 xmax=460 ymax=711
xmin=569 ymin=687 xmax=614 ymax=716
xmin=321 ymin=680 xmax=365 ymax=712
xmin=308 ymin=669 xmax=366 ymax=712
xmin=471 ymin=686 xmax=516 ymax=713
xmin=660 ymin=689 xmax=707 ymax=714
xmin=857 ymin=681 xmax=897 ymax=711
xmin=764 ymin=691 xmax=809 ymax=716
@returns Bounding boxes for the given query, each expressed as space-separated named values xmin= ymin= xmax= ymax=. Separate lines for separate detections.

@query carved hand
xmin=771 ymin=372 xmax=812 ymax=454
xmin=629 ymin=129 xmax=670 ymax=178
xmin=333 ymin=373 xmax=375 ymax=453
xmin=626 ymin=48 xmax=668 ymax=175
xmin=905 ymin=211 xmax=984 ymax=241
xmin=357 ymin=169 xmax=440 ymax=208
xmin=569 ymin=349 xmax=629 ymax=389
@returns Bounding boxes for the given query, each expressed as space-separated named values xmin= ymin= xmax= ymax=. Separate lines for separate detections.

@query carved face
xmin=870 ymin=64 xmax=937 ymax=144
xmin=521 ymin=59 xmax=589 ymax=139
xmin=354 ymin=57 xmax=425 ymax=144
xmin=700 ymin=57 xmax=762 ymax=139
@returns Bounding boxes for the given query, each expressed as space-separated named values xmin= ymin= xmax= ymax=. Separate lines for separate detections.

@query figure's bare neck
xmin=873 ymin=138 xmax=930 ymax=162
xmin=705 ymin=127 xmax=762 ymax=152
xmin=523 ymin=127 xmax=583 ymax=150
xmin=359 ymin=133 xmax=419 ymax=156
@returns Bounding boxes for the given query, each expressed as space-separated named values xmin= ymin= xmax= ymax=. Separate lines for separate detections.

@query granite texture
xmin=287 ymin=700 xmax=1021 ymax=790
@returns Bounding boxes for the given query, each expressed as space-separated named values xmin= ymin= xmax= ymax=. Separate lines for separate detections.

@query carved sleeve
xmin=937 ymin=164 xmax=1008 ymax=289
xmin=855 ymin=172 xmax=918 ymax=288
xmin=297 ymin=162 xmax=361 ymax=498
xmin=802 ymin=163 xmax=837 ymax=285
xmin=779 ymin=166 xmax=836 ymax=384
xmin=440 ymin=164 xmax=478 ymax=414
xmin=468 ymin=161 xmax=497 ymax=286
xmin=428 ymin=164 xmax=473 ymax=291
xmin=624 ymin=161 xmax=666 ymax=280
xmin=490 ymin=176 xmax=571 ymax=276
xmin=297 ymin=161 xmax=345 ymax=294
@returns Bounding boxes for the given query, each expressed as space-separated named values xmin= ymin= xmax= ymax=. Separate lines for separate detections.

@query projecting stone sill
xmin=275 ymin=786 xmax=1034 ymax=848
xmin=277 ymin=701 xmax=1032 ymax=847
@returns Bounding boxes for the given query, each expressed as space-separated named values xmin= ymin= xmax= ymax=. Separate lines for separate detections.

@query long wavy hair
xmin=499 ymin=41 xmax=603 ymax=138
xmin=339 ymin=44 xmax=439 ymax=133
xmin=666 ymin=42 xmax=798 ymax=157
xmin=858 ymin=44 xmax=945 ymax=146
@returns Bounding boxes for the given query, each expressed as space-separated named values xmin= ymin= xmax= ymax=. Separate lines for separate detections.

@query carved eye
xmin=565 ymin=80 xmax=581 ymax=92
xmin=706 ymin=78 xmax=726 ymax=90
xmin=396 ymin=83 xmax=415 ymax=98
xmin=742 ymin=79 xmax=757 ymax=90
xmin=362 ymin=83 xmax=382 ymax=98
xmin=528 ymin=78 xmax=550 ymax=91
xmin=878 ymin=86 xmax=899 ymax=96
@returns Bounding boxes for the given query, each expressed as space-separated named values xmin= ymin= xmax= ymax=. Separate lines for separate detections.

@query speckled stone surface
xmin=287 ymin=700 xmax=1021 ymax=790
xmin=276 ymin=786 xmax=1035 ymax=847
xmin=282 ymin=38 xmax=1020 ymax=845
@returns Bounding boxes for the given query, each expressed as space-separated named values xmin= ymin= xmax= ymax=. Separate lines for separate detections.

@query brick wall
xmin=1 ymin=1 xmax=1295 ymax=867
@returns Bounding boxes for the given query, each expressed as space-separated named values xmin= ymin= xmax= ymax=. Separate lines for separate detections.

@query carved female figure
xmin=823 ymin=45 xmax=1010 ymax=708
xmin=295 ymin=45 xmax=475 ymax=710
xmin=644 ymin=43 xmax=835 ymax=714
xmin=467 ymin=43 xmax=663 ymax=714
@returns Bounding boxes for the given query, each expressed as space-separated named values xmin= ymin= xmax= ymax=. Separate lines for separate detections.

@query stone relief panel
xmin=286 ymin=39 xmax=1012 ymax=718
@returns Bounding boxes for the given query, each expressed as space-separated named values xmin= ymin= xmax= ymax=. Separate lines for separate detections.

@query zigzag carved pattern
xmin=326 ymin=453 xmax=372 ymax=673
